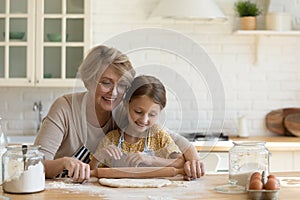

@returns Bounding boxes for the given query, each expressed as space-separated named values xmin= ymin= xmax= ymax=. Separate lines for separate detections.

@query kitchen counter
xmin=194 ymin=137 xmax=300 ymax=172
xmin=194 ymin=136 xmax=300 ymax=152
xmin=1 ymin=172 xmax=300 ymax=200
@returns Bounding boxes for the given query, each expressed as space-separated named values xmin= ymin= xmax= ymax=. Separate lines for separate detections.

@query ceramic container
xmin=266 ymin=12 xmax=291 ymax=31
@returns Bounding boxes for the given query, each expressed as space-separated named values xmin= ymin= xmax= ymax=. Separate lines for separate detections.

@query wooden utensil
xmin=90 ymin=167 xmax=185 ymax=178
xmin=266 ymin=108 xmax=300 ymax=136
xmin=284 ymin=113 xmax=300 ymax=137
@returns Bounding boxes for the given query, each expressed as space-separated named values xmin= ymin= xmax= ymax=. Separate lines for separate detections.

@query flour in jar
xmin=230 ymin=172 xmax=253 ymax=187
xmin=3 ymin=160 xmax=45 ymax=193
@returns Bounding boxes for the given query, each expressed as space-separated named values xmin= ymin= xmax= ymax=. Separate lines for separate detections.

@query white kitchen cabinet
xmin=269 ymin=152 xmax=294 ymax=172
xmin=199 ymin=152 xmax=229 ymax=173
xmin=198 ymin=150 xmax=300 ymax=173
xmin=269 ymin=151 xmax=300 ymax=172
xmin=0 ymin=0 xmax=90 ymax=87
xmin=293 ymin=152 xmax=300 ymax=169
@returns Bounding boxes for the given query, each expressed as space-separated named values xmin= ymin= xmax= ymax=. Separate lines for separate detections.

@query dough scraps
xmin=99 ymin=178 xmax=172 ymax=188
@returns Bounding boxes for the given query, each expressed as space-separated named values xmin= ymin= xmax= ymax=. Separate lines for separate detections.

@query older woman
xmin=34 ymin=45 xmax=204 ymax=183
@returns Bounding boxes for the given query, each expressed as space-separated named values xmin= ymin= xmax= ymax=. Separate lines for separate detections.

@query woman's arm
xmin=167 ymin=129 xmax=205 ymax=180
xmin=34 ymin=95 xmax=91 ymax=182
xmin=34 ymin=97 xmax=70 ymax=160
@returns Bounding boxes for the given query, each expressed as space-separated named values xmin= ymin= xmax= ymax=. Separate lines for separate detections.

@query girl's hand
xmin=62 ymin=157 xmax=90 ymax=183
xmin=125 ymin=152 xmax=152 ymax=167
xmin=100 ymin=145 xmax=123 ymax=160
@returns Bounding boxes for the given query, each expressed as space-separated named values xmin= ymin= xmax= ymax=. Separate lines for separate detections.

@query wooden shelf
xmin=234 ymin=30 xmax=300 ymax=64
xmin=235 ymin=30 xmax=300 ymax=36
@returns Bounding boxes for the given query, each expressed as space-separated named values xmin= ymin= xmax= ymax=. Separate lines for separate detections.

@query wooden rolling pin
xmin=90 ymin=167 xmax=185 ymax=178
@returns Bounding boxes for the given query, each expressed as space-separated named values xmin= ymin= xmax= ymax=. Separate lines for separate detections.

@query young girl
xmin=90 ymin=75 xmax=185 ymax=169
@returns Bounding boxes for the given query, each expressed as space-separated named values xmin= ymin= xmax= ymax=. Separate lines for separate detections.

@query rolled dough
xmin=99 ymin=178 xmax=172 ymax=188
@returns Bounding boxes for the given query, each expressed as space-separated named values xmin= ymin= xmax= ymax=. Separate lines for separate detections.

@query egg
xmin=265 ymin=179 xmax=279 ymax=190
xmin=250 ymin=172 xmax=261 ymax=181
xmin=267 ymin=174 xmax=277 ymax=180
xmin=249 ymin=179 xmax=263 ymax=190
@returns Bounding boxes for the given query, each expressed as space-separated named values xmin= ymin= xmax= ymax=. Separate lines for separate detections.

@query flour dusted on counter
xmin=46 ymin=180 xmax=112 ymax=196
xmin=3 ymin=161 xmax=45 ymax=193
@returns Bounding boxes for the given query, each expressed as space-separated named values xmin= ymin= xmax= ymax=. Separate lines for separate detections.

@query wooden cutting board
xmin=90 ymin=167 xmax=185 ymax=178
xmin=266 ymin=108 xmax=300 ymax=136
xmin=284 ymin=113 xmax=300 ymax=137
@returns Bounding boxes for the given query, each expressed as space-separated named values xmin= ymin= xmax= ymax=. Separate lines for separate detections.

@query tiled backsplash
xmin=0 ymin=87 xmax=73 ymax=135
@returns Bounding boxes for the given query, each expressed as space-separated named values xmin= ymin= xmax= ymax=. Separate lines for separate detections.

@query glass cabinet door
xmin=0 ymin=0 xmax=89 ymax=87
xmin=0 ymin=0 xmax=35 ymax=86
xmin=36 ymin=0 xmax=89 ymax=87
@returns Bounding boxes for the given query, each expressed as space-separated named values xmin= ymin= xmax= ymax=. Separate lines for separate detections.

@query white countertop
xmin=193 ymin=137 xmax=300 ymax=152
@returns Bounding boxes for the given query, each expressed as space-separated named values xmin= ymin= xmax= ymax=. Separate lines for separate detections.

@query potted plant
xmin=234 ymin=0 xmax=261 ymax=30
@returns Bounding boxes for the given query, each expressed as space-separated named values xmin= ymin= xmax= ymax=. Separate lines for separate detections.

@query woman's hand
xmin=62 ymin=157 xmax=90 ymax=183
xmin=183 ymin=160 xmax=205 ymax=181
xmin=125 ymin=152 xmax=151 ymax=167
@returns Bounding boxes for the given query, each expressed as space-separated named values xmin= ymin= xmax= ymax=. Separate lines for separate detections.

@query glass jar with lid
xmin=2 ymin=145 xmax=45 ymax=193
xmin=229 ymin=141 xmax=269 ymax=187
xmin=215 ymin=141 xmax=269 ymax=193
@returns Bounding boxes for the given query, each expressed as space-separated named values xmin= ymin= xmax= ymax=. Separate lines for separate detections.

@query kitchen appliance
xmin=182 ymin=132 xmax=229 ymax=142
xmin=150 ymin=0 xmax=227 ymax=21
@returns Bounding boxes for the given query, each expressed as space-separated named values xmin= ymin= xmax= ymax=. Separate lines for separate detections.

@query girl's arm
xmin=149 ymin=152 xmax=185 ymax=168
xmin=125 ymin=152 xmax=185 ymax=168
xmin=90 ymin=144 xmax=123 ymax=169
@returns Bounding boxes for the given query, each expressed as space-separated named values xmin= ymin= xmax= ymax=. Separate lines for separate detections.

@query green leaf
xmin=234 ymin=0 xmax=262 ymax=17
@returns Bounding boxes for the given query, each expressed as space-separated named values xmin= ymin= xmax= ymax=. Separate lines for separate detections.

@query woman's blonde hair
xmin=78 ymin=45 xmax=135 ymax=90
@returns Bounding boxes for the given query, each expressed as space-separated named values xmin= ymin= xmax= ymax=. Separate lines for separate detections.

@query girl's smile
xmin=127 ymin=95 xmax=161 ymax=133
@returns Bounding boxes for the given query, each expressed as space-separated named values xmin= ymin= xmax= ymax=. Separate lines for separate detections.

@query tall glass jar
xmin=2 ymin=145 xmax=45 ymax=193
xmin=0 ymin=117 xmax=8 ymax=185
xmin=229 ymin=141 xmax=269 ymax=187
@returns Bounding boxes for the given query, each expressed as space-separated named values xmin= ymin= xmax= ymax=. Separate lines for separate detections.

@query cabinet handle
xmin=28 ymin=79 xmax=31 ymax=83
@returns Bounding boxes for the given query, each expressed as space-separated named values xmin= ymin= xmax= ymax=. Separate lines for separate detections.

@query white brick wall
xmin=0 ymin=88 xmax=73 ymax=135
xmin=0 ymin=0 xmax=300 ymax=138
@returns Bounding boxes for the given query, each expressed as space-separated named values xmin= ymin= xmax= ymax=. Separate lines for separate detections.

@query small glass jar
xmin=229 ymin=141 xmax=269 ymax=187
xmin=2 ymin=145 xmax=45 ymax=193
